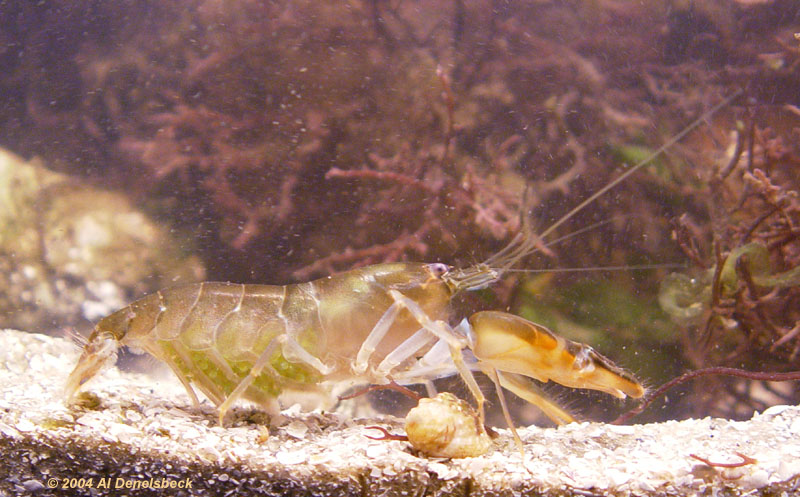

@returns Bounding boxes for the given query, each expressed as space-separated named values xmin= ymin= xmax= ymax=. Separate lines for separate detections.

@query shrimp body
xmin=66 ymin=263 xmax=463 ymax=422
xmin=66 ymin=256 xmax=639 ymax=445
xmin=66 ymin=94 xmax=737 ymax=447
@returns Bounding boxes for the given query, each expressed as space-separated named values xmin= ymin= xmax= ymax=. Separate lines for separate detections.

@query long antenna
xmin=537 ymin=90 xmax=743 ymax=241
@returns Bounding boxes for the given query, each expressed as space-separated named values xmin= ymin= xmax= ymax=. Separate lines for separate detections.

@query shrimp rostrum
xmin=65 ymin=95 xmax=737 ymax=446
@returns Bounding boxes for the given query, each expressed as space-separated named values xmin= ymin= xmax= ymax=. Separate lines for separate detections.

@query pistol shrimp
xmin=65 ymin=93 xmax=739 ymax=450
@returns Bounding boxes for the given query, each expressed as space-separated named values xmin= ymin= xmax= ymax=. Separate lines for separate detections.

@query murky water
xmin=0 ymin=0 xmax=798 ymax=425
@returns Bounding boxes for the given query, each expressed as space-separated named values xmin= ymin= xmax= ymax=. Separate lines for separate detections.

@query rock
xmin=0 ymin=148 xmax=205 ymax=334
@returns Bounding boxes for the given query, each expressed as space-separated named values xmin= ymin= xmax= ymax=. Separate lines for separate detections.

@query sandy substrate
xmin=1 ymin=328 xmax=799 ymax=496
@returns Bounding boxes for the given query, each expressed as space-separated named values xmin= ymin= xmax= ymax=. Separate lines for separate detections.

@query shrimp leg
xmin=496 ymin=371 xmax=575 ymax=425
xmin=482 ymin=368 xmax=574 ymax=456
xmin=371 ymin=332 xmax=450 ymax=398
xmin=375 ymin=328 xmax=435 ymax=375
xmin=144 ymin=342 xmax=202 ymax=408
xmin=217 ymin=333 xmax=332 ymax=425
xmin=281 ymin=335 xmax=334 ymax=376
xmin=376 ymin=330 xmax=441 ymax=397
xmin=354 ymin=301 xmax=453 ymax=392
xmin=354 ymin=302 xmax=404 ymax=374
xmin=216 ymin=338 xmax=282 ymax=425
xmin=386 ymin=289 xmax=487 ymax=423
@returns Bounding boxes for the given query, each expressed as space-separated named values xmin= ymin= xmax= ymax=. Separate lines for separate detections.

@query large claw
xmin=466 ymin=310 xmax=644 ymax=424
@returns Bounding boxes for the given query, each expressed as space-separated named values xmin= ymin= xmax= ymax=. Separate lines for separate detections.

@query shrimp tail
xmin=65 ymin=330 xmax=120 ymax=402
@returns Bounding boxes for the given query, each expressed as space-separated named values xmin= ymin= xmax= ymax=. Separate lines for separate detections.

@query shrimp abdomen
xmin=67 ymin=282 xmax=322 ymax=408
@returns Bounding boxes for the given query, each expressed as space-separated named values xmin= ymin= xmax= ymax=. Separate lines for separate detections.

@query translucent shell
xmin=405 ymin=392 xmax=492 ymax=458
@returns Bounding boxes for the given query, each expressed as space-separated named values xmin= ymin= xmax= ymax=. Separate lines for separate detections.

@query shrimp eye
xmin=429 ymin=263 xmax=449 ymax=277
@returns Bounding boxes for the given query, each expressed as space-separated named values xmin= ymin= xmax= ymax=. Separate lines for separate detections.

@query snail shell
xmin=405 ymin=392 xmax=492 ymax=458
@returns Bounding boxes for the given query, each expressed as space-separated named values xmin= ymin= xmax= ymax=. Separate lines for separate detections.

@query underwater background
xmin=0 ymin=0 xmax=798 ymax=426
